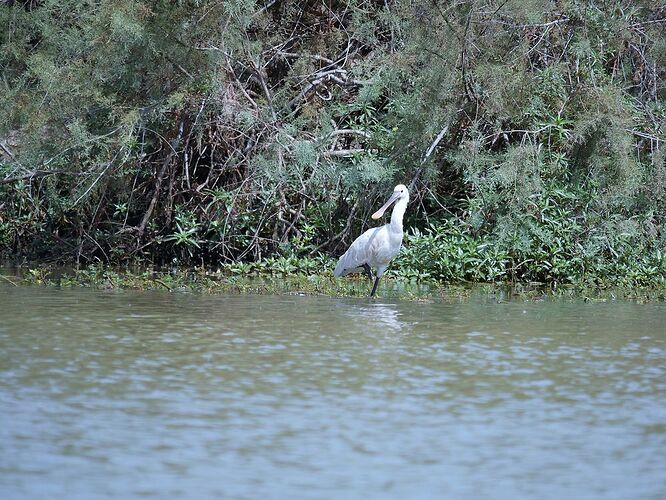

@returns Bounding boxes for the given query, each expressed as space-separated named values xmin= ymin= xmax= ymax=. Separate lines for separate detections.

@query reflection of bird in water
xmin=339 ymin=301 xmax=406 ymax=334
xmin=334 ymin=184 xmax=410 ymax=297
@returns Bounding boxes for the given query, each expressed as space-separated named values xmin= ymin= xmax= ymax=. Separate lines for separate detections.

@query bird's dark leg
xmin=370 ymin=276 xmax=380 ymax=297
xmin=362 ymin=263 xmax=373 ymax=281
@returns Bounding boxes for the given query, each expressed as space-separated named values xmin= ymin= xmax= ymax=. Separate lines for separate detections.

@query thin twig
xmin=476 ymin=17 xmax=570 ymax=29
xmin=0 ymin=141 xmax=16 ymax=160
xmin=324 ymin=148 xmax=368 ymax=157
xmin=0 ymin=274 xmax=19 ymax=287
xmin=626 ymin=129 xmax=665 ymax=143
xmin=0 ymin=169 xmax=85 ymax=185
xmin=326 ymin=129 xmax=371 ymax=139
xmin=310 ymin=197 xmax=360 ymax=255
xmin=137 ymin=121 xmax=184 ymax=237
xmin=72 ymin=161 xmax=114 ymax=207
xmin=287 ymin=69 xmax=370 ymax=110
xmin=254 ymin=0 xmax=279 ymax=17
xmin=152 ymin=278 xmax=173 ymax=291
xmin=409 ymin=123 xmax=451 ymax=191
xmin=276 ymin=51 xmax=335 ymax=65
xmin=251 ymin=62 xmax=277 ymax=122
xmin=225 ymin=55 xmax=258 ymax=109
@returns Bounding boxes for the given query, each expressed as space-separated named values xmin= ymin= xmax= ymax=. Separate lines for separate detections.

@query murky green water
xmin=1 ymin=284 xmax=665 ymax=499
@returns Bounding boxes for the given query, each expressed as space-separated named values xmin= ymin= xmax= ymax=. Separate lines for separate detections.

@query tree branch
xmin=324 ymin=148 xmax=369 ymax=157
xmin=409 ymin=123 xmax=451 ymax=191
xmin=0 ymin=141 xmax=16 ymax=159
xmin=0 ymin=169 xmax=85 ymax=185
xmin=137 ymin=121 xmax=184 ymax=238
xmin=287 ymin=69 xmax=370 ymax=110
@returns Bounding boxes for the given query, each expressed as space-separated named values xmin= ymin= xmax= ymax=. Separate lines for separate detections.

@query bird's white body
xmin=333 ymin=223 xmax=403 ymax=279
xmin=334 ymin=184 xmax=409 ymax=295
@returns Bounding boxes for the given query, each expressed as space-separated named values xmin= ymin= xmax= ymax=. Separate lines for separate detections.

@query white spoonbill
xmin=334 ymin=184 xmax=410 ymax=296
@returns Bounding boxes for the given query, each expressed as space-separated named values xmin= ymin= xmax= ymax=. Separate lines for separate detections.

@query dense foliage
xmin=1 ymin=1 xmax=665 ymax=286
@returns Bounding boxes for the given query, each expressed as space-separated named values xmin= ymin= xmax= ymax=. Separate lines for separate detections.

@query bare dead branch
xmin=326 ymin=129 xmax=371 ymax=140
xmin=0 ymin=141 xmax=16 ymax=159
xmin=476 ymin=17 xmax=570 ymax=30
xmin=276 ymin=51 xmax=335 ymax=65
xmin=410 ymin=123 xmax=450 ymax=191
xmin=251 ymin=62 xmax=278 ymax=122
xmin=254 ymin=0 xmax=279 ymax=17
xmin=287 ymin=69 xmax=371 ymax=110
xmin=324 ymin=148 xmax=369 ymax=157
xmin=626 ymin=129 xmax=665 ymax=143
xmin=0 ymin=169 xmax=87 ymax=185
xmin=0 ymin=274 xmax=19 ymax=286
xmin=309 ymin=196 xmax=360 ymax=255
xmin=225 ymin=56 xmax=258 ymax=109
xmin=137 ymin=121 xmax=184 ymax=238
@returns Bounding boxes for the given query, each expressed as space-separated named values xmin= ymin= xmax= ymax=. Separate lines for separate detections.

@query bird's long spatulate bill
xmin=371 ymin=191 xmax=401 ymax=220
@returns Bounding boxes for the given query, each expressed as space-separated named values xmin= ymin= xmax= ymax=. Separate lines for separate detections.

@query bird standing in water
xmin=334 ymin=184 xmax=410 ymax=297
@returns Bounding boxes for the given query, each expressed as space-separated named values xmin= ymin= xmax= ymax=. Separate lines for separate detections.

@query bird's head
xmin=371 ymin=184 xmax=410 ymax=220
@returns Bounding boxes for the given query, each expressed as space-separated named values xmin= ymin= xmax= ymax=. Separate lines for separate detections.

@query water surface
xmin=1 ymin=285 xmax=665 ymax=499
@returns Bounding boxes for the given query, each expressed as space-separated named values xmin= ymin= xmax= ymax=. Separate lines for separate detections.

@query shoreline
xmin=2 ymin=264 xmax=665 ymax=303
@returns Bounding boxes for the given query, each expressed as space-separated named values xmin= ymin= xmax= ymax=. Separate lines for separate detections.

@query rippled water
xmin=1 ymin=284 xmax=665 ymax=499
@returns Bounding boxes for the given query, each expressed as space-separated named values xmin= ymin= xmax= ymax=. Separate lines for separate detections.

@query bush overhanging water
xmin=1 ymin=1 xmax=664 ymax=289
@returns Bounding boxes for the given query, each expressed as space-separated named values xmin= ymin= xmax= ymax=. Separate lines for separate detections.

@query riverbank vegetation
xmin=4 ymin=263 xmax=664 ymax=303
xmin=1 ymin=1 xmax=665 ymax=289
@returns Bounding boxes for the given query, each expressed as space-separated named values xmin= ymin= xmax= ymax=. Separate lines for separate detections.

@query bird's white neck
xmin=389 ymin=197 xmax=408 ymax=232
